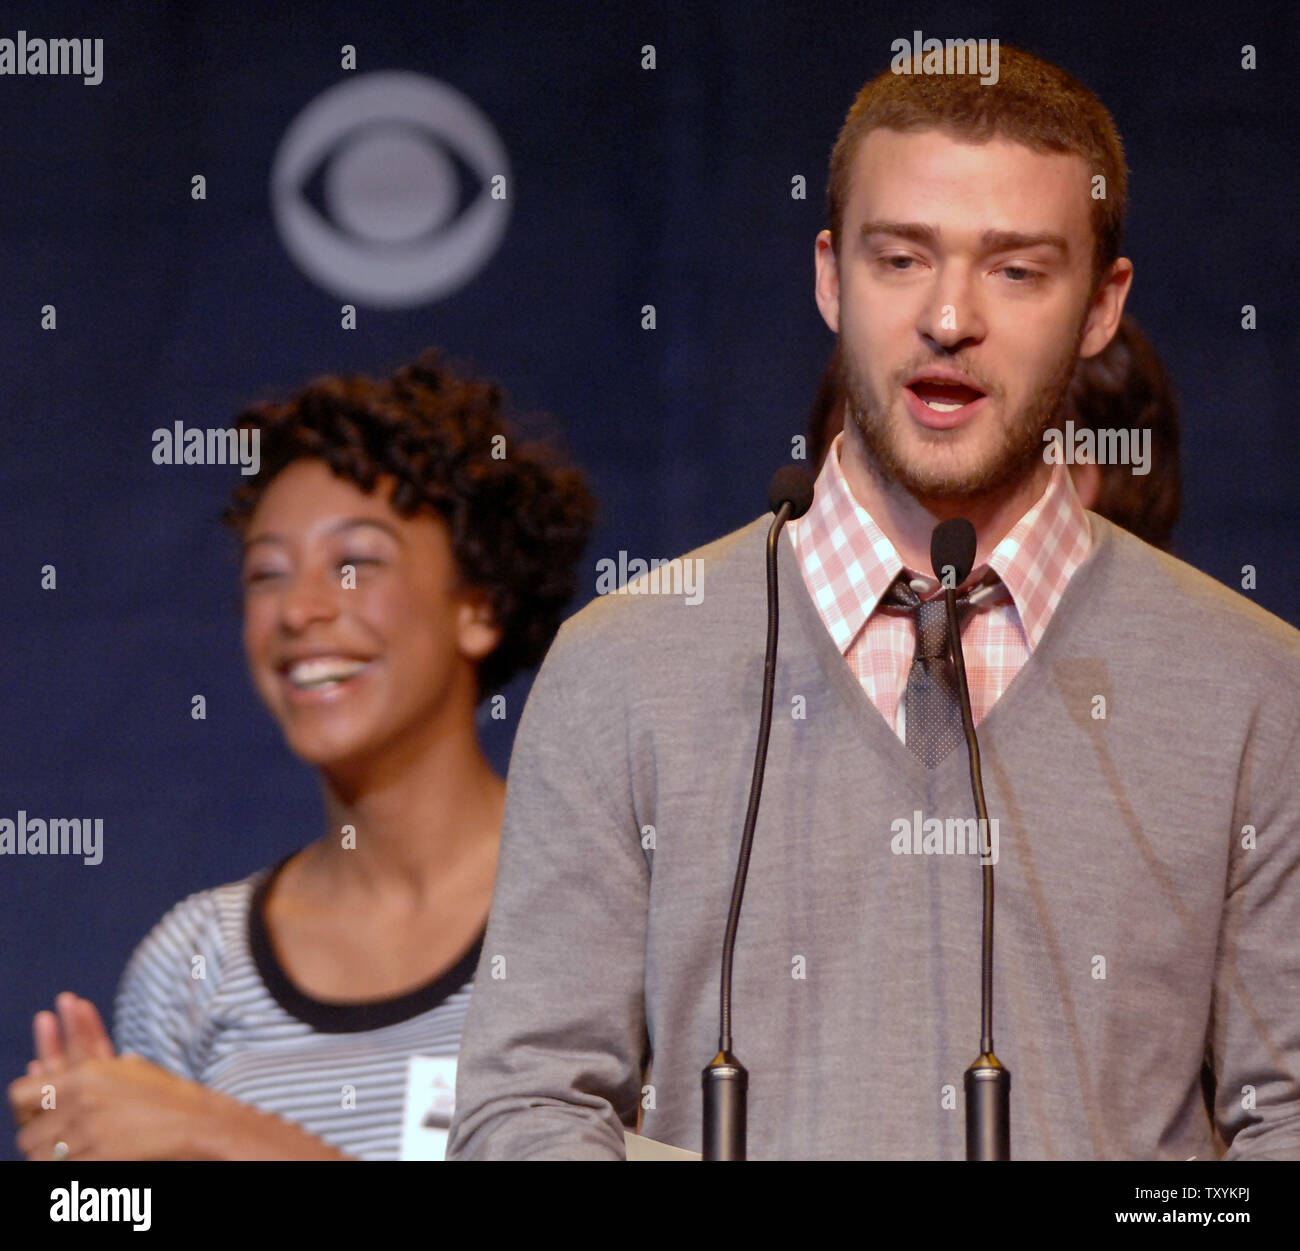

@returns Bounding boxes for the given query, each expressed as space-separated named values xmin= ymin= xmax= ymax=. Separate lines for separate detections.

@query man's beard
xmin=840 ymin=320 xmax=1085 ymax=510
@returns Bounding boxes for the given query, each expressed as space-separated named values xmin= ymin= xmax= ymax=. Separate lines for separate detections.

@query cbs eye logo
xmin=270 ymin=71 xmax=511 ymax=308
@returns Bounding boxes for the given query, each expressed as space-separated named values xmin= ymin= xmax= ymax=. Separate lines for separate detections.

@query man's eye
xmin=880 ymin=255 xmax=917 ymax=271
xmin=242 ymin=569 xmax=282 ymax=585
xmin=999 ymin=267 xmax=1042 ymax=283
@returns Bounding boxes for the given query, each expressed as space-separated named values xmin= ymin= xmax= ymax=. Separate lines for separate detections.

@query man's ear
xmin=1078 ymin=256 xmax=1134 ymax=360
xmin=814 ymin=229 xmax=841 ymax=334
xmin=456 ymin=592 xmax=502 ymax=663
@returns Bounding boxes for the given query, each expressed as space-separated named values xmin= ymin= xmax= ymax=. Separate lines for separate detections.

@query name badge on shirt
xmin=400 ymin=1055 xmax=457 ymax=1160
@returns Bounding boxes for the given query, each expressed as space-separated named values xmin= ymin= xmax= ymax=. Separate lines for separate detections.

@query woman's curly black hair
xmin=223 ymin=348 xmax=596 ymax=701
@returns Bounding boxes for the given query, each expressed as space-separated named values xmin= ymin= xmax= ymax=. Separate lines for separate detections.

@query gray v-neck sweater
xmin=448 ymin=513 xmax=1300 ymax=1159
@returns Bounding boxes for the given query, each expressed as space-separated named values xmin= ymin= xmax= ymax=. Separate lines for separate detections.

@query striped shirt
xmin=788 ymin=431 xmax=1092 ymax=736
xmin=112 ymin=852 xmax=482 ymax=1160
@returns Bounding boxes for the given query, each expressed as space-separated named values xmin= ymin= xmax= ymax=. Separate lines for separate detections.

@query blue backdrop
xmin=2 ymin=0 xmax=1297 ymax=1158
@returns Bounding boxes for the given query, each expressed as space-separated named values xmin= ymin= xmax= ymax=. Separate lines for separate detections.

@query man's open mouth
xmin=907 ymin=379 xmax=987 ymax=412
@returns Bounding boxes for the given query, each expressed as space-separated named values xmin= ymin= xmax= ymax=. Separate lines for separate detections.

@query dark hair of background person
xmin=1058 ymin=314 xmax=1182 ymax=550
xmin=224 ymin=348 xmax=597 ymax=700
xmin=806 ymin=313 xmax=1182 ymax=550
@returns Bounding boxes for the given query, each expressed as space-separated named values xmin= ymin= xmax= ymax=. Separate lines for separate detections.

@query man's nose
xmin=918 ymin=266 xmax=986 ymax=349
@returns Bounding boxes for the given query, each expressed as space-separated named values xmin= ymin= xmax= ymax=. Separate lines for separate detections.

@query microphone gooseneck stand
xmin=701 ymin=499 xmax=1009 ymax=1160
xmin=932 ymin=518 xmax=1011 ymax=1160
xmin=702 ymin=467 xmax=813 ymax=1161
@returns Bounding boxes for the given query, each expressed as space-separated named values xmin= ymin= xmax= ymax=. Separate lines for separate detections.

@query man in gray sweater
xmin=448 ymin=47 xmax=1300 ymax=1159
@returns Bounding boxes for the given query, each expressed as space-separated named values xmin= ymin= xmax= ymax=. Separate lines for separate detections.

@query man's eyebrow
xmin=980 ymin=228 xmax=1069 ymax=256
xmin=858 ymin=220 xmax=1070 ymax=256
xmin=859 ymin=220 xmax=940 ymax=247
xmin=242 ymin=517 xmax=404 ymax=552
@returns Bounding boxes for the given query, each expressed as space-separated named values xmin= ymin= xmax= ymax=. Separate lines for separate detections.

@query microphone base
xmin=964 ymin=1053 xmax=1011 ymax=1160
xmin=701 ymin=1051 xmax=748 ymax=1160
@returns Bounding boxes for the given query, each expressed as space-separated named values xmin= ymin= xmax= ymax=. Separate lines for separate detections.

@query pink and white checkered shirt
xmin=788 ymin=432 xmax=1092 ymax=738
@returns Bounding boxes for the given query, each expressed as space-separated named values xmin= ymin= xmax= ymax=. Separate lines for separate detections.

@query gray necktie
xmin=880 ymin=575 xmax=973 ymax=767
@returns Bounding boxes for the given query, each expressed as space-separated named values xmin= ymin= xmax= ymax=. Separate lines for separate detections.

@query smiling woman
xmin=8 ymin=349 xmax=595 ymax=1161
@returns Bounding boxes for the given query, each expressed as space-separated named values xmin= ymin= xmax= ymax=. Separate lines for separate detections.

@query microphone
xmin=930 ymin=517 xmax=976 ymax=590
xmin=930 ymin=518 xmax=1011 ymax=1161
xmin=767 ymin=465 xmax=816 ymax=520
xmin=702 ymin=465 xmax=814 ymax=1161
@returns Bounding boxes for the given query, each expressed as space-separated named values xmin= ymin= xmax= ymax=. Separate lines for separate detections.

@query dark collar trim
xmin=248 ymin=850 xmax=484 ymax=1035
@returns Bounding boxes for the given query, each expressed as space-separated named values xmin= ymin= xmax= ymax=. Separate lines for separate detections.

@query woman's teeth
xmin=286 ymin=657 xmax=371 ymax=689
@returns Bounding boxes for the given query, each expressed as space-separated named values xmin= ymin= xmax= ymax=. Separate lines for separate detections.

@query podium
xmin=624 ymin=1131 xmax=700 ymax=1161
